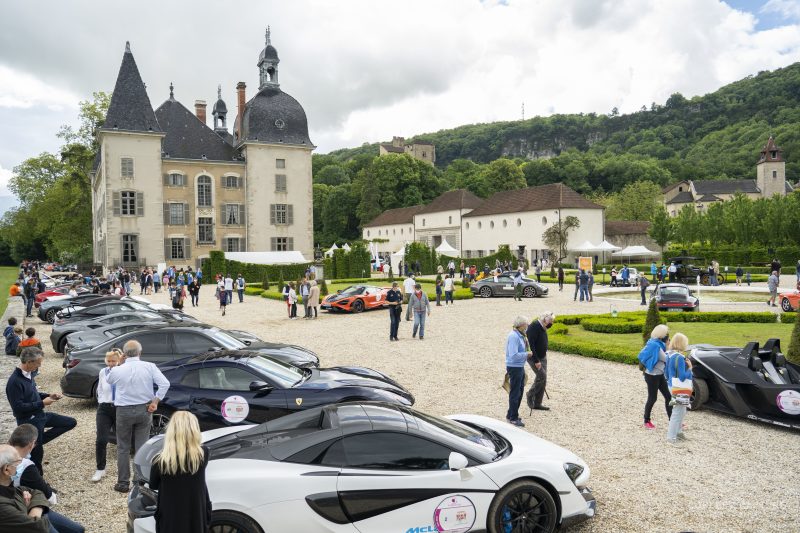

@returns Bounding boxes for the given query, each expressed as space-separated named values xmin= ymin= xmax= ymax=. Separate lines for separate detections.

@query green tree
xmin=649 ymin=207 xmax=673 ymax=256
xmin=603 ymin=180 xmax=664 ymax=220
xmin=314 ymin=164 xmax=349 ymax=186
xmin=480 ymin=158 xmax=525 ymax=194
xmin=9 ymin=153 xmax=64 ymax=206
xmin=642 ymin=299 xmax=662 ymax=344
xmin=542 ymin=215 xmax=580 ymax=267
xmin=321 ymin=183 xmax=360 ymax=243
xmin=673 ymin=204 xmax=701 ymax=246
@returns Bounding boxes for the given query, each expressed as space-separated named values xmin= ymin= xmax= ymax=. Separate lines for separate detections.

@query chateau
xmin=92 ymin=29 xmax=314 ymax=269
xmin=379 ymin=136 xmax=435 ymax=165
xmin=663 ymin=136 xmax=792 ymax=216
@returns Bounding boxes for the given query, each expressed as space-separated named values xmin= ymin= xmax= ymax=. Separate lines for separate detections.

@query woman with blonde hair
xmin=638 ymin=324 xmax=673 ymax=429
xmin=665 ymin=333 xmax=693 ymax=443
xmin=150 ymin=411 xmax=211 ymax=533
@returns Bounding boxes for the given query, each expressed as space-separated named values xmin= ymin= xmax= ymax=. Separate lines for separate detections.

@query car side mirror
xmin=448 ymin=451 xmax=469 ymax=471
xmin=249 ymin=381 xmax=272 ymax=392
xmin=242 ymin=340 xmax=252 ymax=346
xmin=337 ymin=290 xmax=342 ymax=294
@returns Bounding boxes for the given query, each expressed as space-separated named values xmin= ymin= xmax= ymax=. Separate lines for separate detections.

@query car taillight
xmin=67 ymin=359 xmax=80 ymax=369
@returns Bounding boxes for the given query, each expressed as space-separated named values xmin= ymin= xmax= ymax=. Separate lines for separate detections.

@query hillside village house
xmin=379 ymin=136 xmax=436 ymax=165
xmin=363 ymin=183 xmax=606 ymax=265
xmin=663 ymin=137 xmax=791 ymax=216
xmin=92 ymin=28 xmax=314 ymax=270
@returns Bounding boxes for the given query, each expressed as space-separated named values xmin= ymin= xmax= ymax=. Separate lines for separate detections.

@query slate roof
xmin=416 ymin=189 xmax=484 ymax=215
xmin=462 ymin=183 xmax=603 ymax=217
xmin=380 ymin=144 xmax=405 ymax=153
xmin=155 ymin=97 xmax=239 ymax=162
xmin=696 ymin=194 xmax=721 ymax=202
xmin=692 ymin=179 xmax=759 ymax=195
xmin=363 ymin=205 xmax=425 ymax=228
xmin=605 ymin=220 xmax=651 ymax=236
xmin=758 ymin=136 xmax=783 ymax=163
xmin=666 ymin=191 xmax=694 ymax=204
xmin=239 ymin=87 xmax=312 ymax=146
xmin=102 ymin=43 xmax=161 ymax=133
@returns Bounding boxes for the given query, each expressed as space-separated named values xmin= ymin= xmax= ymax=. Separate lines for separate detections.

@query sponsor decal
xmin=220 ymin=395 xmax=249 ymax=423
xmin=404 ymin=527 xmax=436 ymax=533
xmin=433 ymin=494 xmax=477 ymax=533
xmin=295 ymin=397 xmax=303 ymax=406
xmin=776 ymin=390 xmax=800 ymax=415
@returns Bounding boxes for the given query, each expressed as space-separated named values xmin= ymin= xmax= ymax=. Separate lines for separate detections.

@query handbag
xmin=669 ymin=354 xmax=693 ymax=397
xmin=501 ymin=371 xmax=529 ymax=393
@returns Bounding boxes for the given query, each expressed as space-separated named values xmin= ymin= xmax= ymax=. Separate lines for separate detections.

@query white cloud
xmin=762 ymin=0 xmax=800 ymax=20
xmin=0 ymin=0 xmax=799 ymax=157
xmin=0 ymin=163 xmax=15 ymax=197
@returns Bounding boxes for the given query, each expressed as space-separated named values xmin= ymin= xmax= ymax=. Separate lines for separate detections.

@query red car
xmin=35 ymin=285 xmax=89 ymax=308
xmin=321 ymin=284 xmax=390 ymax=313
xmin=779 ymin=289 xmax=800 ymax=312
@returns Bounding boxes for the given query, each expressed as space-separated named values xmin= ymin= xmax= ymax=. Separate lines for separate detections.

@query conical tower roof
xmin=102 ymin=42 xmax=161 ymax=133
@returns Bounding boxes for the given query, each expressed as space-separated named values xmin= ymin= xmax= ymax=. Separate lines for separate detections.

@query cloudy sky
xmin=1 ymin=0 xmax=800 ymax=213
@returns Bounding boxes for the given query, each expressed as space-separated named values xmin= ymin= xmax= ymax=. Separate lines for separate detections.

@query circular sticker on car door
xmin=776 ymin=390 xmax=800 ymax=415
xmin=433 ymin=495 xmax=476 ymax=533
xmin=221 ymin=395 xmax=250 ymax=423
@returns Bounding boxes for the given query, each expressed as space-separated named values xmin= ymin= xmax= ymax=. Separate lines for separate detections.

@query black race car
xmin=689 ymin=339 xmax=800 ymax=430
xmin=652 ymin=283 xmax=700 ymax=312
xmin=38 ymin=293 xmax=122 ymax=323
xmin=149 ymin=350 xmax=414 ymax=434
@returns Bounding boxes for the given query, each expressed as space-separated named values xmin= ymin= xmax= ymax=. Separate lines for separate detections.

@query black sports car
xmin=470 ymin=273 xmax=549 ymax=298
xmin=38 ymin=294 xmax=122 ymax=323
xmin=149 ymin=350 xmax=414 ymax=434
xmin=53 ymin=297 xmax=177 ymax=325
xmin=689 ymin=339 xmax=800 ymax=430
xmin=652 ymin=283 xmax=700 ymax=312
xmin=50 ymin=309 xmax=197 ymax=354
xmin=60 ymin=324 xmax=320 ymax=399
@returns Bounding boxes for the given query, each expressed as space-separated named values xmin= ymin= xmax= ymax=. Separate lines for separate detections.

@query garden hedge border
xmin=580 ymin=316 xmax=644 ymax=334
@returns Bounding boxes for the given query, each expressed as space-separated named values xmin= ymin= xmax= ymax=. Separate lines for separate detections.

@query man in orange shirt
xmin=8 ymin=282 xmax=22 ymax=297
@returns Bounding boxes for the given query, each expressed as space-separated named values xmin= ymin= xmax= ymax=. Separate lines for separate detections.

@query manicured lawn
xmin=567 ymin=321 xmax=792 ymax=350
xmin=0 ymin=266 xmax=19 ymax=315
xmin=598 ymin=290 xmax=768 ymax=303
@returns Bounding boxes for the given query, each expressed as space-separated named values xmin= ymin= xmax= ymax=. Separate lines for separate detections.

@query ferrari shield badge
xmin=295 ymin=397 xmax=303 ymax=406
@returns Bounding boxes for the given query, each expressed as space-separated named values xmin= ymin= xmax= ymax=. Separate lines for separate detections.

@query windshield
xmin=412 ymin=411 xmax=498 ymax=455
xmin=246 ymin=356 xmax=306 ymax=388
xmin=210 ymin=330 xmax=246 ymax=350
xmin=339 ymin=286 xmax=365 ymax=296
xmin=661 ymin=286 xmax=689 ymax=297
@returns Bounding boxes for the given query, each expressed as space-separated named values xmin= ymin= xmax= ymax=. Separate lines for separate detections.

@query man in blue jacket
xmin=5 ymin=347 xmax=76 ymax=474
xmin=505 ymin=316 xmax=532 ymax=427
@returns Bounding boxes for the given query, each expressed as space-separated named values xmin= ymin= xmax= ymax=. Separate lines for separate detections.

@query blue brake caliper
xmin=502 ymin=506 xmax=513 ymax=533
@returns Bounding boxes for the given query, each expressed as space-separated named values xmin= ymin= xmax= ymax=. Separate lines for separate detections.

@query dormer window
xmin=678 ymin=186 xmax=683 ymax=192
xmin=771 ymin=151 xmax=777 ymax=159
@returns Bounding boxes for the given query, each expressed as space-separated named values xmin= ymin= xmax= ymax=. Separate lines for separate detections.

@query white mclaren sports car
xmin=128 ymin=402 xmax=595 ymax=533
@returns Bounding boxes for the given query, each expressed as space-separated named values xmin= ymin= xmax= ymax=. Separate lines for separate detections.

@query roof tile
xmin=463 ymin=183 xmax=602 ymax=217
xmin=363 ymin=205 xmax=425 ymax=227
xmin=416 ymin=189 xmax=484 ymax=214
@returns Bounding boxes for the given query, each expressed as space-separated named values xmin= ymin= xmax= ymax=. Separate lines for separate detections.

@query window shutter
xmin=270 ymin=204 xmax=276 ymax=225
xmin=239 ymin=204 xmax=245 ymax=225
xmin=184 ymin=238 xmax=191 ymax=261
xmin=163 ymin=203 xmax=170 ymax=225
xmin=238 ymin=176 xmax=244 ymax=189
xmin=112 ymin=192 xmax=121 ymax=216
xmin=220 ymin=204 xmax=227 ymax=225
xmin=183 ymin=203 xmax=189 ymax=225
xmin=136 ymin=192 xmax=144 ymax=216
xmin=241 ymin=235 xmax=246 ymax=251
xmin=164 ymin=239 xmax=170 ymax=260
xmin=287 ymin=237 xmax=294 ymax=250
xmin=163 ymin=173 xmax=170 ymax=186
xmin=270 ymin=237 xmax=276 ymax=251
xmin=287 ymin=204 xmax=294 ymax=225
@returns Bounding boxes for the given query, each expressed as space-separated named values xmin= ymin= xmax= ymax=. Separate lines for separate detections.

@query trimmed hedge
xmin=323 ymin=244 xmax=372 ymax=279
xmin=548 ymin=326 xmax=638 ymax=365
xmin=581 ymin=316 xmax=645 ymax=334
xmin=203 ymin=251 xmax=310 ymax=286
xmin=781 ymin=312 xmax=797 ymax=324
xmin=436 ymin=244 xmax=515 ymax=271
xmin=665 ymin=244 xmax=800 ymax=269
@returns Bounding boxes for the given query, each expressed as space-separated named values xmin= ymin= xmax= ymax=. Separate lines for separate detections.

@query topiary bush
xmin=261 ymin=277 xmax=270 ymax=290
xmin=642 ymin=299 xmax=662 ymax=344
xmin=319 ymin=279 xmax=329 ymax=297
xmin=787 ymin=309 xmax=800 ymax=364
xmin=581 ymin=316 xmax=645 ymax=334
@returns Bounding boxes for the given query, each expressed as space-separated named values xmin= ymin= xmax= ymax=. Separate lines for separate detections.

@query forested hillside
xmin=310 ymin=62 xmax=800 ymax=245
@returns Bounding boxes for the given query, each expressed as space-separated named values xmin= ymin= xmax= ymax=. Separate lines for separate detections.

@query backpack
xmin=640 ymin=277 xmax=650 ymax=289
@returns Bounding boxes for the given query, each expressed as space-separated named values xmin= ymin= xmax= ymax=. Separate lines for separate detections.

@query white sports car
xmin=128 ymin=402 xmax=595 ymax=533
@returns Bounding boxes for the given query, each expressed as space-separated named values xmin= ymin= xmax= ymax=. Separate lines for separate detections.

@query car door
xmin=496 ymin=275 xmax=515 ymax=296
xmin=188 ymin=365 xmax=288 ymax=429
xmin=173 ymin=331 xmax=224 ymax=358
xmin=334 ymin=432 xmax=498 ymax=532
xmin=114 ymin=331 xmax=173 ymax=364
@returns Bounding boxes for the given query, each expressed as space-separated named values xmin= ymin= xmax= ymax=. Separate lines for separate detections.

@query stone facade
xmin=379 ymin=136 xmax=435 ymax=165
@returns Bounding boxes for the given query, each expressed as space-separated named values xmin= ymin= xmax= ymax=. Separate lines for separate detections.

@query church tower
xmin=258 ymin=26 xmax=280 ymax=88
xmin=756 ymin=136 xmax=786 ymax=198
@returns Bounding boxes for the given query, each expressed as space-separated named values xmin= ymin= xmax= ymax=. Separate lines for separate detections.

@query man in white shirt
xmin=224 ymin=274 xmax=234 ymax=306
xmin=106 ymin=340 xmax=170 ymax=493
xmin=403 ymin=274 xmax=416 ymax=321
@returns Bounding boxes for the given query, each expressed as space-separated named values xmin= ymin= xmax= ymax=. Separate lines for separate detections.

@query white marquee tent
xmin=324 ymin=243 xmax=339 ymax=257
xmin=225 ymin=251 xmax=308 ymax=265
xmin=435 ymin=240 xmax=459 ymax=256
xmin=612 ymin=245 xmax=658 ymax=258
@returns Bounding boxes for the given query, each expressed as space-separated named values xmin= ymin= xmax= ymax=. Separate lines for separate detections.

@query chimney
xmin=194 ymin=100 xmax=207 ymax=125
xmin=236 ymin=82 xmax=246 ymax=139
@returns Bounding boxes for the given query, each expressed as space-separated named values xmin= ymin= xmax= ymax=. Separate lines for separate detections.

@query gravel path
xmin=6 ymin=281 xmax=798 ymax=532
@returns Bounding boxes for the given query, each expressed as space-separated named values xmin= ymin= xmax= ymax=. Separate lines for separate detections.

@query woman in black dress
xmin=150 ymin=411 xmax=211 ymax=533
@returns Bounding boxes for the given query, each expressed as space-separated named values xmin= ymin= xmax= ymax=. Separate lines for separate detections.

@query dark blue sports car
xmin=151 ymin=350 xmax=414 ymax=433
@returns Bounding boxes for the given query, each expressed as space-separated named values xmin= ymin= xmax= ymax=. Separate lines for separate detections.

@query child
xmin=6 ymin=326 xmax=22 ymax=356
xmin=4 ymin=317 xmax=17 ymax=355
xmin=664 ymin=333 xmax=693 ymax=443
xmin=16 ymin=327 xmax=42 ymax=357
xmin=92 ymin=349 xmax=121 ymax=482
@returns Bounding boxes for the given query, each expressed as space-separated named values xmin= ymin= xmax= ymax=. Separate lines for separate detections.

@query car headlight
xmin=564 ymin=462 xmax=584 ymax=483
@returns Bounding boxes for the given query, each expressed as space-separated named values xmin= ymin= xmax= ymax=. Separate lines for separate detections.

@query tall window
xmin=171 ymin=238 xmax=185 ymax=259
xmin=225 ymin=204 xmax=240 ymax=225
xmin=271 ymin=237 xmax=293 ymax=251
xmin=166 ymin=173 xmax=184 ymax=186
xmin=197 ymin=175 xmax=212 ymax=207
xmin=224 ymin=175 xmax=240 ymax=188
xmin=121 ymin=191 xmax=136 ymax=215
xmin=225 ymin=238 xmax=241 ymax=252
xmin=169 ymin=203 xmax=185 ymax=225
xmin=121 ymin=158 xmax=134 ymax=178
xmin=276 ymin=159 xmax=286 ymax=169
xmin=198 ymin=217 xmax=214 ymax=243
xmin=275 ymin=174 xmax=287 ymax=192
xmin=122 ymin=235 xmax=138 ymax=263
xmin=270 ymin=204 xmax=292 ymax=225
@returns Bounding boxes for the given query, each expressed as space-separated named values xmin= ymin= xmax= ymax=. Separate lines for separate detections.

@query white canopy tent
xmin=324 ymin=244 xmax=339 ymax=257
xmin=596 ymin=240 xmax=621 ymax=252
xmin=612 ymin=245 xmax=658 ymax=259
xmin=570 ymin=240 xmax=600 ymax=252
xmin=342 ymin=243 xmax=351 ymax=252
xmin=390 ymin=244 xmax=408 ymax=274
xmin=435 ymin=240 xmax=459 ymax=256
xmin=225 ymin=251 xmax=308 ymax=265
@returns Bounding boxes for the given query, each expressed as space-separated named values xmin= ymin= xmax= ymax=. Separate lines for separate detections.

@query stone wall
xmin=0 ymin=297 xmax=26 ymax=438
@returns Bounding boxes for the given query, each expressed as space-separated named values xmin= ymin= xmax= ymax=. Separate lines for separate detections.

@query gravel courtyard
xmin=18 ymin=281 xmax=800 ymax=532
